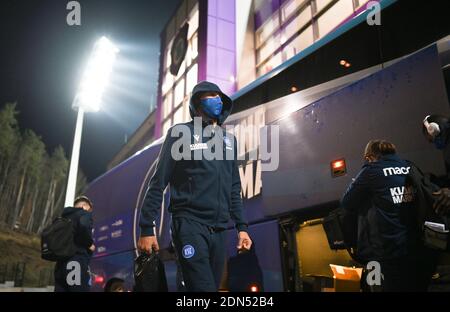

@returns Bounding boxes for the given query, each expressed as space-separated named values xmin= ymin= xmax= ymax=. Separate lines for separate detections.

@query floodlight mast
xmin=64 ymin=37 xmax=119 ymax=208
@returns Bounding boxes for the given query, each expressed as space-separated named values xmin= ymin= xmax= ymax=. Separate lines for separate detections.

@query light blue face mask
xmin=200 ymin=96 xmax=223 ymax=119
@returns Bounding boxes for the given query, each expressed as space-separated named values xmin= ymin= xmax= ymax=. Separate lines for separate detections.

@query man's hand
xmin=433 ymin=188 xmax=450 ymax=216
xmin=89 ymin=244 xmax=95 ymax=252
xmin=237 ymin=231 xmax=252 ymax=252
xmin=138 ymin=236 xmax=159 ymax=254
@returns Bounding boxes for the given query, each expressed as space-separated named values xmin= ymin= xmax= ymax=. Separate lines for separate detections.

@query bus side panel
xmin=226 ymin=220 xmax=283 ymax=291
xmin=87 ymin=145 xmax=161 ymax=256
xmin=262 ymin=45 xmax=450 ymax=217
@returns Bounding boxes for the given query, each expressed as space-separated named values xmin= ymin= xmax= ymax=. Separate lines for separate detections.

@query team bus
xmin=86 ymin=1 xmax=450 ymax=291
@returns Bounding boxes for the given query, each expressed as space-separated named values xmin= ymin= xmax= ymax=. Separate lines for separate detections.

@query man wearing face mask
xmin=423 ymin=115 xmax=450 ymax=156
xmin=137 ymin=81 xmax=252 ymax=292
xmin=422 ymin=115 xmax=450 ymax=215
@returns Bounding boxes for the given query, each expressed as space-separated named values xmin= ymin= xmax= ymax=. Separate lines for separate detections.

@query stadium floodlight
xmin=73 ymin=36 xmax=119 ymax=112
xmin=64 ymin=36 xmax=119 ymax=208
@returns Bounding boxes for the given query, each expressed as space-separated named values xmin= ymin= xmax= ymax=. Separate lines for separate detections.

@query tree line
xmin=0 ymin=103 xmax=87 ymax=233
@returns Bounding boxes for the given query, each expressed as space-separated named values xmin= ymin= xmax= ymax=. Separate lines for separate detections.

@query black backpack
xmin=322 ymin=207 xmax=362 ymax=262
xmin=133 ymin=252 xmax=168 ymax=292
xmin=41 ymin=217 xmax=77 ymax=261
xmin=405 ymin=162 xmax=449 ymax=251
xmin=323 ymin=208 xmax=355 ymax=250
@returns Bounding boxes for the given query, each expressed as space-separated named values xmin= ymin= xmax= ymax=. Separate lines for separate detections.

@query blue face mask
xmin=200 ymin=96 xmax=223 ymax=119
xmin=434 ymin=136 xmax=446 ymax=150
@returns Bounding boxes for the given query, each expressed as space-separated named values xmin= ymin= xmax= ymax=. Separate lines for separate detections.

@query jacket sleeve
xmin=229 ymin=136 xmax=248 ymax=232
xmin=340 ymin=164 xmax=373 ymax=240
xmin=78 ymin=212 xmax=94 ymax=248
xmin=341 ymin=164 xmax=373 ymax=214
xmin=139 ymin=128 xmax=177 ymax=236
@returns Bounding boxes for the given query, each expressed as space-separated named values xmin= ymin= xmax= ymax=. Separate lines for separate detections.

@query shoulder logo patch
xmin=182 ymin=244 xmax=195 ymax=259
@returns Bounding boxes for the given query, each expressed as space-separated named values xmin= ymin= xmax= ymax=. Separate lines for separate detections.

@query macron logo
xmin=383 ymin=166 xmax=410 ymax=177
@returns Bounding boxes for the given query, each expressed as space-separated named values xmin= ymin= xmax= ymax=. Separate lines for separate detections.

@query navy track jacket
xmin=139 ymin=81 xmax=248 ymax=236
xmin=341 ymin=154 xmax=420 ymax=261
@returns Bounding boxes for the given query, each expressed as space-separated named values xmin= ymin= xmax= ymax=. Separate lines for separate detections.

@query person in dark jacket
xmin=341 ymin=140 xmax=434 ymax=291
xmin=54 ymin=196 xmax=94 ymax=292
xmin=137 ymin=81 xmax=252 ymax=292
xmin=423 ymin=114 xmax=450 ymax=215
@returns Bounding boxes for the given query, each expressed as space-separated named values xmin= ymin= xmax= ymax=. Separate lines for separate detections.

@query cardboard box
xmin=329 ymin=264 xmax=363 ymax=292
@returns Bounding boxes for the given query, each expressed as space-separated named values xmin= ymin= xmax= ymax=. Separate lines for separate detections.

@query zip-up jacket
xmin=434 ymin=120 xmax=450 ymax=182
xmin=341 ymin=154 xmax=421 ymax=261
xmin=139 ymin=81 xmax=248 ymax=236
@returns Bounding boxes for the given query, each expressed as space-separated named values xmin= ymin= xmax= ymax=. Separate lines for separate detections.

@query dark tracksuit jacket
xmin=341 ymin=154 xmax=434 ymax=291
xmin=431 ymin=120 xmax=450 ymax=185
xmin=54 ymin=207 xmax=93 ymax=292
xmin=139 ymin=81 xmax=248 ymax=291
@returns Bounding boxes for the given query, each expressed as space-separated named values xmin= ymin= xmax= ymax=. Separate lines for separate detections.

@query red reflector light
xmin=331 ymin=158 xmax=346 ymax=178
xmin=94 ymin=275 xmax=104 ymax=284
xmin=250 ymin=285 xmax=259 ymax=292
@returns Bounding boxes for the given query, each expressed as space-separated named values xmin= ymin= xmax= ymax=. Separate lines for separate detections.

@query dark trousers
xmin=171 ymin=217 xmax=226 ymax=292
xmin=380 ymin=252 xmax=437 ymax=292
xmin=54 ymin=254 xmax=91 ymax=292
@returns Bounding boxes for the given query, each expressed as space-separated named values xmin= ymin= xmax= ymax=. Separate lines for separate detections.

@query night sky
xmin=0 ymin=0 xmax=181 ymax=181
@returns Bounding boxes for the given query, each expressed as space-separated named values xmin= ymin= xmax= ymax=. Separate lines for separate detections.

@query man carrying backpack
xmin=53 ymin=196 xmax=95 ymax=292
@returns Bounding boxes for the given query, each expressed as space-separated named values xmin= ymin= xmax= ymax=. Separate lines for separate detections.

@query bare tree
xmin=10 ymin=130 xmax=46 ymax=229
xmin=0 ymin=103 xmax=20 ymax=221
xmin=38 ymin=146 xmax=69 ymax=232
xmin=0 ymin=104 xmax=75 ymax=234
